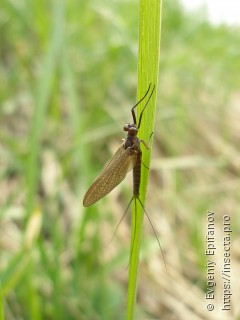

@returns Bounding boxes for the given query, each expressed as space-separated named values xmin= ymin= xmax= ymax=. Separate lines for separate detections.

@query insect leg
xmin=140 ymin=132 xmax=154 ymax=150
xmin=137 ymin=85 xmax=155 ymax=129
xmin=141 ymin=161 xmax=149 ymax=170
xmin=131 ymin=84 xmax=152 ymax=125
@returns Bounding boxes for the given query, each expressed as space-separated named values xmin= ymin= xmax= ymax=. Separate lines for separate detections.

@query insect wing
xmin=83 ymin=144 xmax=137 ymax=207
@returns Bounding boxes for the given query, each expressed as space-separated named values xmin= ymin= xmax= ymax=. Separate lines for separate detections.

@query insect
xmin=83 ymin=84 xmax=166 ymax=268
xmin=83 ymin=83 xmax=155 ymax=208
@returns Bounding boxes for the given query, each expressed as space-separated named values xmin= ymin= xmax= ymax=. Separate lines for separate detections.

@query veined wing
xmin=83 ymin=144 xmax=137 ymax=207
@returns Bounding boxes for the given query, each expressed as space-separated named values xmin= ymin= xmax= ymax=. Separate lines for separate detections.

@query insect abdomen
xmin=133 ymin=149 xmax=142 ymax=196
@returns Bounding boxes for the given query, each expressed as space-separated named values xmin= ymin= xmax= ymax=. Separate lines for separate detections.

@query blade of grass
xmin=23 ymin=3 xmax=65 ymax=319
xmin=127 ymin=0 xmax=162 ymax=318
xmin=26 ymin=2 xmax=65 ymax=216
xmin=0 ymin=282 xmax=4 ymax=320
xmin=0 ymin=251 xmax=30 ymax=296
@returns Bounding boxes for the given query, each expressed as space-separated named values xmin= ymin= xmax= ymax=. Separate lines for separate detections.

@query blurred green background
xmin=0 ymin=0 xmax=239 ymax=319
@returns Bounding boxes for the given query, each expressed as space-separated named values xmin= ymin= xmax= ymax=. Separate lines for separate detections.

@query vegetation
xmin=0 ymin=0 xmax=239 ymax=319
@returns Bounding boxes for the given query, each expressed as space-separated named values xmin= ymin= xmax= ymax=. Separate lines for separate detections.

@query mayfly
xmin=83 ymin=83 xmax=154 ymax=208
xmin=83 ymin=84 xmax=166 ymax=267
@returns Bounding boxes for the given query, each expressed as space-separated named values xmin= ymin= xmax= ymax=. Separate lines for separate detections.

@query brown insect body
xmin=83 ymin=127 xmax=141 ymax=207
xmin=83 ymin=84 xmax=154 ymax=207
xmin=133 ymin=148 xmax=142 ymax=197
xmin=123 ymin=124 xmax=142 ymax=198
xmin=83 ymin=84 xmax=167 ymax=269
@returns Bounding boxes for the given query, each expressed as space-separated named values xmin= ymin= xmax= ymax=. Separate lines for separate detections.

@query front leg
xmin=140 ymin=132 xmax=153 ymax=149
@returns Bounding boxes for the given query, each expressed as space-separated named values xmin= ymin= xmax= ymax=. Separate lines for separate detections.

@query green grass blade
xmin=0 ymin=251 xmax=30 ymax=296
xmin=127 ymin=0 xmax=162 ymax=318
xmin=0 ymin=282 xmax=4 ymax=320
xmin=26 ymin=2 xmax=65 ymax=215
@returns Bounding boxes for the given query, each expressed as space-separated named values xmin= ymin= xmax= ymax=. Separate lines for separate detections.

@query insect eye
xmin=123 ymin=124 xmax=130 ymax=131
xmin=129 ymin=127 xmax=138 ymax=135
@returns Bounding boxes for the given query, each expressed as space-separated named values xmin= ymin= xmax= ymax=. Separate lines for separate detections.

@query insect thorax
xmin=124 ymin=136 xmax=140 ymax=151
